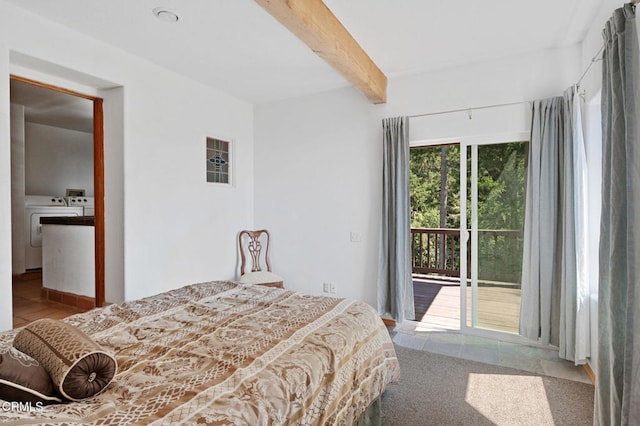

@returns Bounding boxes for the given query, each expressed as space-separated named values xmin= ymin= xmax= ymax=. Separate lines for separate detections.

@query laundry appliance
xmin=24 ymin=195 xmax=83 ymax=270
xmin=67 ymin=196 xmax=94 ymax=216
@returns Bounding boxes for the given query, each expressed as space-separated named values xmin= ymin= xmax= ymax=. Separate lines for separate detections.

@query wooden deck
xmin=413 ymin=276 xmax=521 ymax=333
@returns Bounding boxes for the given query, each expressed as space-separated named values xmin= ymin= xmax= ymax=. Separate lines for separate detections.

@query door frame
xmin=412 ymin=132 xmax=548 ymax=346
xmin=10 ymin=75 xmax=105 ymax=307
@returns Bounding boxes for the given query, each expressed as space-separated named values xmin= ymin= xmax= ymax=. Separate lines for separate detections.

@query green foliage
xmin=473 ymin=143 xmax=527 ymax=283
xmin=410 ymin=142 xmax=527 ymax=284
xmin=409 ymin=145 xmax=461 ymax=229
xmin=473 ymin=143 xmax=526 ymax=231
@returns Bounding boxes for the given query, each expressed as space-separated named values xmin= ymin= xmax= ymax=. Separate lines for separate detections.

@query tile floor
xmin=391 ymin=320 xmax=592 ymax=384
xmin=12 ymin=273 xmax=86 ymax=328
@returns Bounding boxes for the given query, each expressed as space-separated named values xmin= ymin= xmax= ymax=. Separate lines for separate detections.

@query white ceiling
xmin=10 ymin=79 xmax=94 ymax=133
xmin=6 ymin=0 xmax=604 ymax=105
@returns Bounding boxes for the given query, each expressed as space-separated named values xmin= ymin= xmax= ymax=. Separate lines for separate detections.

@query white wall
xmin=24 ymin=122 xmax=94 ymax=196
xmin=254 ymin=46 xmax=581 ymax=308
xmin=0 ymin=1 xmax=254 ymax=330
xmin=254 ymin=89 xmax=381 ymax=305
xmin=101 ymin=86 xmax=125 ymax=304
xmin=0 ymin=41 xmax=11 ymax=329
xmin=578 ymin=0 xmax=622 ymax=100
xmin=10 ymin=104 xmax=25 ymax=274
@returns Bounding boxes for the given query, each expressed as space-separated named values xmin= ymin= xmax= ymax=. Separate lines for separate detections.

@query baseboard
xmin=584 ymin=363 xmax=596 ymax=385
xmin=381 ymin=317 xmax=396 ymax=327
xmin=41 ymin=287 xmax=95 ymax=310
xmin=17 ymin=270 xmax=43 ymax=281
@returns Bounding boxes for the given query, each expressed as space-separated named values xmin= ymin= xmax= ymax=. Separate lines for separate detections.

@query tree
xmin=410 ymin=141 xmax=527 ymax=284
xmin=410 ymin=144 xmax=460 ymax=229
xmin=439 ymin=146 xmax=449 ymax=230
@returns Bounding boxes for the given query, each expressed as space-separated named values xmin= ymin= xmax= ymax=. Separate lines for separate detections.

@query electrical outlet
xmin=350 ymin=232 xmax=362 ymax=243
xmin=323 ymin=282 xmax=336 ymax=294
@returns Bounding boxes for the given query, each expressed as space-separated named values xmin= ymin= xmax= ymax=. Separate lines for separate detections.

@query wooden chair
xmin=238 ymin=229 xmax=283 ymax=288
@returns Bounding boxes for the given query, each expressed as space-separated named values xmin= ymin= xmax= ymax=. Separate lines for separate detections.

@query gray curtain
xmin=520 ymin=87 xmax=591 ymax=364
xmin=520 ymin=97 xmax=563 ymax=346
xmin=377 ymin=116 xmax=414 ymax=322
xmin=595 ymin=4 xmax=640 ymax=425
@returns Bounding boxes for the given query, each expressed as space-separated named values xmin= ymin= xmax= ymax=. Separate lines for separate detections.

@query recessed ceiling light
xmin=152 ymin=7 xmax=180 ymax=23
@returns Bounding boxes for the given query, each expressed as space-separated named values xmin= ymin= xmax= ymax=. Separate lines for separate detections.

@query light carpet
xmin=382 ymin=345 xmax=594 ymax=425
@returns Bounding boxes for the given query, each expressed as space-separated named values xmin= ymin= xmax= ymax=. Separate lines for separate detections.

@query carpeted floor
xmin=382 ymin=345 xmax=594 ymax=425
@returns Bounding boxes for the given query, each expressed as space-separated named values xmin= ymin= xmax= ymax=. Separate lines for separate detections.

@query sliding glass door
xmin=460 ymin=135 xmax=528 ymax=335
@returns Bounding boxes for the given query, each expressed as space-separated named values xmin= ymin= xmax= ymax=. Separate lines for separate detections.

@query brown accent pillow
xmin=0 ymin=345 xmax=62 ymax=404
xmin=13 ymin=319 xmax=117 ymax=401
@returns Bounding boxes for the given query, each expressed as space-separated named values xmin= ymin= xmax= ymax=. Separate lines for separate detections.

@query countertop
xmin=40 ymin=216 xmax=95 ymax=226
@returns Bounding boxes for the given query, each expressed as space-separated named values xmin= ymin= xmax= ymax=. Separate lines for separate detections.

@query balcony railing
xmin=411 ymin=228 xmax=523 ymax=285
xmin=411 ymin=228 xmax=463 ymax=277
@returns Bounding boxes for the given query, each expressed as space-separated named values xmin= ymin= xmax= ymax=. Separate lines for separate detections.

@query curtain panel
xmin=559 ymin=86 xmax=591 ymax=364
xmin=595 ymin=4 xmax=640 ymax=425
xmin=377 ymin=116 xmax=415 ymax=322
xmin=519 ymin=86 xmax=590 ymax=364
xmin=520 ymin=96 xmax=563 ymax=346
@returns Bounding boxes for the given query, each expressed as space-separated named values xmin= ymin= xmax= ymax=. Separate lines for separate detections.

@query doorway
xmin=410 ymin=143 xmax=463 ymax=329
xmin=9 ymin=75 xmax=105 ymax=327
xmin=410 ymin=133 xmax=528 ymax=338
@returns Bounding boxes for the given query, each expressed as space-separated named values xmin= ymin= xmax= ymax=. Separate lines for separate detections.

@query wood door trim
xmin=93 ymin=99 xmax=105 ymax=307
xmin=10 ymin=75 xmax=106 ymax=307
xmin=10 ymin=75 xmax=98 ymax=101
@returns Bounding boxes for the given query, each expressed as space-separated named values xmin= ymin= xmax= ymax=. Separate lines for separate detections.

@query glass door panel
xmin=466 ymin=141 xmax=527 ymax=333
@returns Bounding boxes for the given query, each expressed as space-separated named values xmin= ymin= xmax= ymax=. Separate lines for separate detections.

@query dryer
xmin=67 ymin=196 xmax=94 ymax=216
xmin=24 ymin=195 xmax=83 ymax=270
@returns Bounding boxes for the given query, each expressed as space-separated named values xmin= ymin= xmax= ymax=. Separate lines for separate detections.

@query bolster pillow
xmin=13 ymin=319 xmax=117 ymax=401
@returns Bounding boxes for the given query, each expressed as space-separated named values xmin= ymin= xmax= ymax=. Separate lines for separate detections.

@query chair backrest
xmin=238 ymin=229 xmax=273 ymax=276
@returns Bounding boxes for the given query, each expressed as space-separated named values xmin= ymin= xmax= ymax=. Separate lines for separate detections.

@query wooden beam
xmin=254 ymin=0 xmax=387 ymax=104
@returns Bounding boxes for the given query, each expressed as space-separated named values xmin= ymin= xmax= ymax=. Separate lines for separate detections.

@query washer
xmin=24 ymin=195 xmax=83 ymax=270
xmin=66 ymin=196 xmax=95 ymax=216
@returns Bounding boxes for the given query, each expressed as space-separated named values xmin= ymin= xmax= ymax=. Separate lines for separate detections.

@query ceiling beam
xmin=254 ymin=0 xmax=387 ymax=104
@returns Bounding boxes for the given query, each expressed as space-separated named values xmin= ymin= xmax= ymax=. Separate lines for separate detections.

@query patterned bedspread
xmin=0 ymin=281 xmax=400 ymax=425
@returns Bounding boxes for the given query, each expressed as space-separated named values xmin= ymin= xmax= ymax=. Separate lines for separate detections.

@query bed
xmin=0 ymin=281 xmax=400 ymax=424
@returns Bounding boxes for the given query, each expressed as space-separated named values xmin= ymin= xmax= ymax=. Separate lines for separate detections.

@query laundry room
xmin=10 ymin=77 xmax=96 ymax=326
